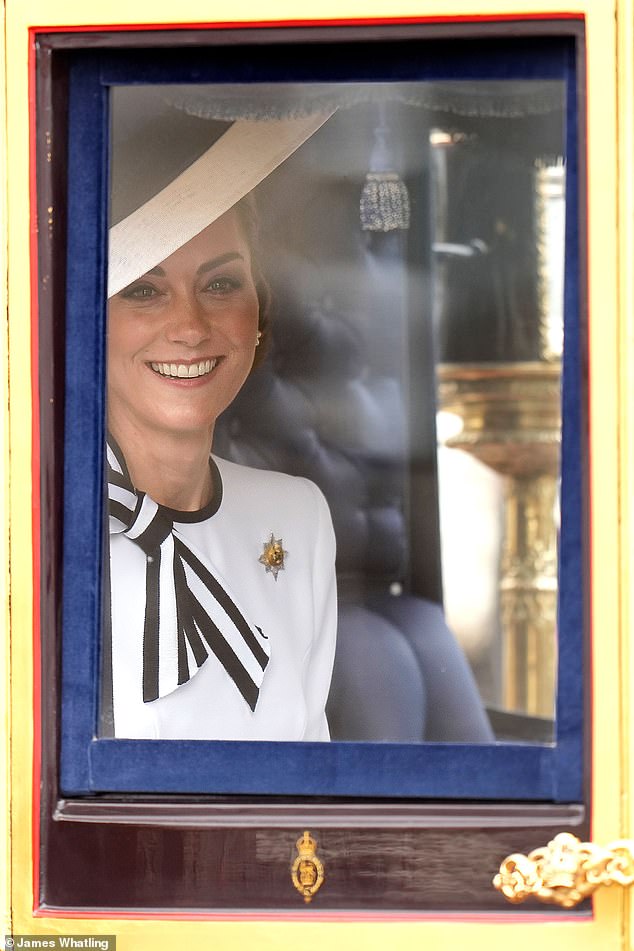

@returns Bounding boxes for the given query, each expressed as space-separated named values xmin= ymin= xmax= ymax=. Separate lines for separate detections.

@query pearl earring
xmin=256 ymin=331 xmax=263 ymax=347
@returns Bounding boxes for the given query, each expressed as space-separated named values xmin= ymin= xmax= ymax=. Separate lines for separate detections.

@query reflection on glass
xmin=103 ymin=80 xmax=565 ymax=744
xmin=433 ymin=124 xmax=565 ymax=742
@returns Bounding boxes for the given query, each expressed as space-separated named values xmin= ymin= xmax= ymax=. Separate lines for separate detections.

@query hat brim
xmin=107 ymin=110 xmax=332 ymax=298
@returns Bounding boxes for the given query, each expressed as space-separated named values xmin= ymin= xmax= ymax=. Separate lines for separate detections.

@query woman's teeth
xmin=150 ymin=359 xmax=217 ymax=379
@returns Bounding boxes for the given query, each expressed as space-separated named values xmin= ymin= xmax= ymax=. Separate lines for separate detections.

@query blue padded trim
xmin=553 ymin=43 xmax=586 ymax=802
xmin=59 ymin=33 xmax=584 ymax=801
xmin=98 ymin=35 xmax=571 ymax=86
xmin=60 ymin=55 xmax=109 ymax=794
xmin=88 ymin=739 xmax=556 ymax=799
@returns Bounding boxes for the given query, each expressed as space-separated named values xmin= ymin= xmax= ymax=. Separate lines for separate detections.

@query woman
xmin=105 ymin=100 xmax=337 ymax=740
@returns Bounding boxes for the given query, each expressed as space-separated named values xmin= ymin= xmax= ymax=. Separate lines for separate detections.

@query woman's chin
xmin=111 ymin=410 xmax=216 ymax=445
xmin=154 ymin=414 xmax=217 ymax=440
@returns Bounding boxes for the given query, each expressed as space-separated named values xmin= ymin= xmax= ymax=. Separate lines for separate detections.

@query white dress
xmin=109 ymin=456 xmax=337 ymax=741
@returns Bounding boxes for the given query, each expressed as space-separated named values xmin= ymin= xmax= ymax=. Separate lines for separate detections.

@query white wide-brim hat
xmin=108 ymin=85 xmax=333 ymax=298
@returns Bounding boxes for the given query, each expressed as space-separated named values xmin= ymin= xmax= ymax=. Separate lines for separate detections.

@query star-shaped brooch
xmin=259 ymin=534 xmax=288 ymax=581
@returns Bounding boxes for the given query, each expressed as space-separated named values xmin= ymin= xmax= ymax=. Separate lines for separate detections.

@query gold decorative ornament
xmin=493 ymin=832 xmax=634 ymax=908
xmin=291 ymin=830 xmax=325 ymax=903
xmin=437 ymin=361 xmax=561 ymax=718
xmin=259 ymin=534 xmax=287 ymax=580
xmin=435 ymin=164 xmax=565 ymax=722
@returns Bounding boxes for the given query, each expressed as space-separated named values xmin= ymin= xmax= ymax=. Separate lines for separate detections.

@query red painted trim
xmin=35 ymin=908 xmax=586 ymax=923
xmin=28 ymin=12 xmax=585 ymax=35
xmin=28 ymin=30 xmax=42 ymax=915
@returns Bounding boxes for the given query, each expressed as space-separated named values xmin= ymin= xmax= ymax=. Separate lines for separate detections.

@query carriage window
xmin=55 ymin=30 xmax=583 ymax=800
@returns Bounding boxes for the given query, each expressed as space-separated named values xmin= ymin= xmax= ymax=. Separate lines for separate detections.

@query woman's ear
xmin=251 ymin=273 xmax=271 ymax=370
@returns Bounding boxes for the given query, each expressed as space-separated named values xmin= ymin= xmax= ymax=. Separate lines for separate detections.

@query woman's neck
xmin=110 ymin=422 xmax=215 ymax=511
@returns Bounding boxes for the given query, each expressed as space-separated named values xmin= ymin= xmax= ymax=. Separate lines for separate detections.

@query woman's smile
xmin=107 ymin=209 xmax=259 ymax=448
xmin=149 ymin=357 xmax=221 ymax=380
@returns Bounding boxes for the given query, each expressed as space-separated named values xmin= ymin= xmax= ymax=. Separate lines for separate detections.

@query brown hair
xmin=233 ymin=193 xmax=271 ymax=370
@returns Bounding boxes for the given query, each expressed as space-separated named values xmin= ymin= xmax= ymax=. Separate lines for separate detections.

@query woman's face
xmin=107 ymin=210 xmax=259 ymax=444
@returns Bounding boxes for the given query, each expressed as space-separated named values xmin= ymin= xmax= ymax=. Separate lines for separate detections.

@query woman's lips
xmin=149 ymin=358 xmax=219 ymax=379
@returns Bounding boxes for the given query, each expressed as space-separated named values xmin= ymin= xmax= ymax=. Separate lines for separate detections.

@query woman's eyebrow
xmin=135 ymin=252 xmax=245 ymax=284
xmin=196 ymin=252 xmax=244 ymax=276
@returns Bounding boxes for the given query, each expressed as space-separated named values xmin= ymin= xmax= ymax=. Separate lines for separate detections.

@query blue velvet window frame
xmin=59 ymin=33 xmax=584 ymax=799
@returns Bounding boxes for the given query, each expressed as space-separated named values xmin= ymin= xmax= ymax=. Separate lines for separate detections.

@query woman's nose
xmin=164 ymin=294 xmax=211 ymax=347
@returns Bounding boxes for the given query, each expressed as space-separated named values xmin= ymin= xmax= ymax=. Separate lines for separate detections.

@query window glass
xmin=102 ymin=79 xmax=565 ymax=747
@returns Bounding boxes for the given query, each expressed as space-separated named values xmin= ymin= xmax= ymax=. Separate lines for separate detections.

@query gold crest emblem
xmin=291 ymin=830 xmax=324 ymax=903
xmin=258 ymin=533 xmax=287 ymax=580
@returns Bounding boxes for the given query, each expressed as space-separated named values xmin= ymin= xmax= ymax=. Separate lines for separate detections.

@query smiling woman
xmin=107 ymin=214 xmax=260 ymax=510
xmin=103 ymin=91 xmax=337 ymax=740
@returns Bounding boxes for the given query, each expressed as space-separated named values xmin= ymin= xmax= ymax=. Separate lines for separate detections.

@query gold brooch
xmin=258 ymin=534 xmax=287 ymax=580
xmin=291 ymin=831 xmax=324 ymax=903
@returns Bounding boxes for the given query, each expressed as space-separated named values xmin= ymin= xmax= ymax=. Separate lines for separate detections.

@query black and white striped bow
xmin=107 ymin=439 xmax=270 ymax=709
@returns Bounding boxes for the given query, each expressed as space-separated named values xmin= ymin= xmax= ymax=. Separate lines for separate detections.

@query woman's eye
xmin=206 ymin=276 xmax=240 ymax=294
xmin=120 ymin=283 xmax=158 ymax=301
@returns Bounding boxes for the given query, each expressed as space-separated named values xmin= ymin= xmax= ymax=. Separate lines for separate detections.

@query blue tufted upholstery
xmin=214 ymin=307 xmax=492 ymax=742
xmin=214 ymin=104 xmax=493 ymax=743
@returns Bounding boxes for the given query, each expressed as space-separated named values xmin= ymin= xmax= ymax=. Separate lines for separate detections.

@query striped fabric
xmin=107 ymin=439 xmax=270 ymax=709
